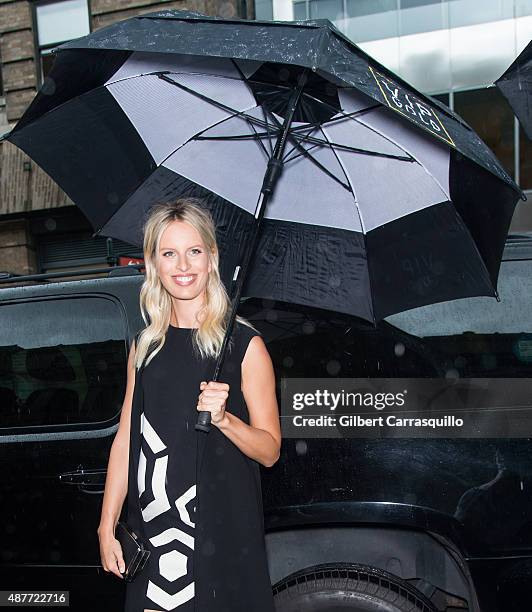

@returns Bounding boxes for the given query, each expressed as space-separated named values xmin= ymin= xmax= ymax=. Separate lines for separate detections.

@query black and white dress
xmin=123 ymin=321 xmax=275 ymax=612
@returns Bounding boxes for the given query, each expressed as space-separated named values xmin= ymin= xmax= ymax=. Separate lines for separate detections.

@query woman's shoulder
xmin=234 ymin=320 xmax=262 ymax=341
xmin=233 ymin=320 xmax=262 ymax=361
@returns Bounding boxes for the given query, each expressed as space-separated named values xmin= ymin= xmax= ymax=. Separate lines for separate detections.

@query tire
xmin=273 ymin=563 xmax=439 ymax=612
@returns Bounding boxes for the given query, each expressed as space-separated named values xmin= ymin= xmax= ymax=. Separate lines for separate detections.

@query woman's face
xmin=156 ymin=220 xmax=212 ymax=303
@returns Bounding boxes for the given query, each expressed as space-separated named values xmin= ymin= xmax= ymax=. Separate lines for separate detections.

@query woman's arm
xmin=96 ymin=339 xmax=137 ymax=577
xmin=202 ymin=336 xmax=281 ymax=467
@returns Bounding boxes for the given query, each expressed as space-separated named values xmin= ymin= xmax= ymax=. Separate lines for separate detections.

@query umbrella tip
xmin=521 ymin=191 xmax=528 ymax=202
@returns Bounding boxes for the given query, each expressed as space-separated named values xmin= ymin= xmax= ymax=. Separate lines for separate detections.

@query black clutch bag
xmin=115 ymin=520 xmax=151 ymax=582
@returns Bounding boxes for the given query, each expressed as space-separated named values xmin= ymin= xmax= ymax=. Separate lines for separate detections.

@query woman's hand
xmin=97 ymin=528 xmax=125 ymax=579
xmin=197 ymin=380 xmax=230 ymax=426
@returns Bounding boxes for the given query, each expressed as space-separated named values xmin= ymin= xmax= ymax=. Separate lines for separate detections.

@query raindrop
xmin=394 ymin=342 xmax=405 ymax=357
xmin=282 ymin=355 xmax=294 ymax=368
xmin=295 ymin=440 xmax=307 ymax=456
xmin=302 ymin=321 xmax=315 ymax=335
xmin=445 ymin=368 xmax=460 ymax=380
xmin=454 ymin=355 xmax=467 ymax=369
xmin=326 ymin=359 xmax=341 ymax=376
xmin=44 ymin=218 xmax=57 ymax=231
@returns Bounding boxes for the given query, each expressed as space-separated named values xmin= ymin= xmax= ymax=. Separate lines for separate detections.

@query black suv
xmin=1 ymin=241 xmax=531 ymax=612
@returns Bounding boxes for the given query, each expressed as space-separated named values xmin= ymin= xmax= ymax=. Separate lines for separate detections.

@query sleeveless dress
xmin=123 ymin=321 xmax=275 ymax=612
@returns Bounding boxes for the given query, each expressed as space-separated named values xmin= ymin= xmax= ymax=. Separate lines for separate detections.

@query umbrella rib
xmin=246 ymin=114 xmax=272 ymax=159
xmin=282 ymin=123 xmax=318 ymax=161
xmin=264 ymin=108 xmax=352 ymax=191
xmin=284 ymin=141 xmax=321 ymax=163
xmin=158 ymin=73 xmax=278 ymax=132
xmin=195 ymin=125 xmax=414 ymax=161
xmin=158 ymin=74 xmax=413 ymax=162
xmin=261 ymin=104 xmax=275 ymax=156
xmin=288 ymin=130 xmax=413 ymax=161
xmin=288 ymin=104 xmax=382 ymax=133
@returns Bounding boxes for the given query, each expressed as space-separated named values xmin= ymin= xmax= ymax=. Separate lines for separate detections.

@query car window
xmin=384 ymin=260 xmax=532 ymax=377
xmin=0 ymin=296 xmax=127 ymax=428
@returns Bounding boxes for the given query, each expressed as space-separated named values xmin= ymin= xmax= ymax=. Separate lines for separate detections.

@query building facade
xmin=257 ymin=0 xmax=532 ymax=227
xmin=0 ymin=0 xmax=252 ymax=278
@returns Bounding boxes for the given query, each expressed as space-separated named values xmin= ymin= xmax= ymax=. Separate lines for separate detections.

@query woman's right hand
xmin=98 ymin=528 xmax=125 ymax=579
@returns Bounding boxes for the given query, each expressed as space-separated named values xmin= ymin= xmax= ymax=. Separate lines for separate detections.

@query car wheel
xmin=273 ymin=563 xmax=438 ymax=612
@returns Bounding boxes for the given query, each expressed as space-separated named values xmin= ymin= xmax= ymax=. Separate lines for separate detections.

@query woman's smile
xmin=172 ymin=274 xmax=197 ymax=286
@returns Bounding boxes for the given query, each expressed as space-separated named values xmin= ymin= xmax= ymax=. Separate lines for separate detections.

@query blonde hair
xmin=134 ymin=197 xmax=258 ymax=370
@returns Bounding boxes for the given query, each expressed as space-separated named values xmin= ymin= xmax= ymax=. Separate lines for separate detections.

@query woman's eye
xmin=163 ymin=251 xmax=174 ymax=257
xmin=191 ymin=248 xmax=202 ymax=255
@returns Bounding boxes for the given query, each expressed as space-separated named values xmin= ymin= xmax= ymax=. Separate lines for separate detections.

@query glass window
xmin=347 ymin=0 xmax=398 ymax=17
xmin=0 ymin=297 xmax=127 ymax=428
xmin=345 ymin=0 xmax=399 ymax=42
xmin=448 ymin=0 xmax=514 ymax=29
xmin=399 ymin=0 xmax=448 ymax=37
xmin=35 ymin=0 xmax=90 ymax=46
xmin=255 ymin=0 xmax=274 ymax=20
xmin=449 ymin=17 xmax=516 ymax=90
xmin=516 ymin=0 xmax=532 ymax=17
xmin=309 ymin=0 xmax=343 ymax=20
xmin=454 ymin=87 xmax=515 ymax=179
xmin=293 ymin=1 xmax=307 ymax=20
xmin=34 ymin=0 xmax=90 ymax=85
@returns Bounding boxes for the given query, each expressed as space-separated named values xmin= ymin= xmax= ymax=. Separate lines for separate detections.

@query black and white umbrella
xmin=2 ymin=10 xmax=525 ymax=430
xmin=496 ymin=38 xmax=532 ymax=140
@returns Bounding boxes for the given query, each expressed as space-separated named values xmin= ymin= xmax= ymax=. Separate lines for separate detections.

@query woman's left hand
xmin=197 ymin=380 xmax=230 ymax=426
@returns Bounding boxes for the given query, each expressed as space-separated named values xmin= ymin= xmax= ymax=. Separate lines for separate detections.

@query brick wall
xmin=0 ymin=0 xmax=248 ymax=219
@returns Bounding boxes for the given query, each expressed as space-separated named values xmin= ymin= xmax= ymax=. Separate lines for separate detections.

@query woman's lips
xmin=172 ymin=275 xmax=197 ymax=286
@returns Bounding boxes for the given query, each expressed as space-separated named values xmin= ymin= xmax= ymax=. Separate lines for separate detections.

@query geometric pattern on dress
xmin=138 ymin=411 xmax=196 ymax=610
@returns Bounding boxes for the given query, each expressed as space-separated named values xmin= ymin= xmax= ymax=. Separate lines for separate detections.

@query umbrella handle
xmin=195 ymin=409 xmax=212 ymax=433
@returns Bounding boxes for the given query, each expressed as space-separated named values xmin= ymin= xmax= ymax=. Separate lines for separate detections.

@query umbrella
xmin=495 ymin=39 xmax=532 ymax=140
xmin=1 ymin=9 xmax=525 ymax=432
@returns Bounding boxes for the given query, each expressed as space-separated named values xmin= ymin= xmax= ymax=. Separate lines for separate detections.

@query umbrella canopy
xmin=496 ymin=39 xmax=532 ymax=140
xmin=2 ymin=9 xmax=524 ymax=324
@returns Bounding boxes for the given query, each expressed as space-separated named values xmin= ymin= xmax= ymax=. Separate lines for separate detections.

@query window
xmin=33 ymin=0 xmax=90 ymax=85
xmin=0 ymin=296 xmax=127 ymax=429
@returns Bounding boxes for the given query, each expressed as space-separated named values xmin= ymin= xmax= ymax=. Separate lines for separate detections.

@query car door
xmin=0 ymin=293 xmax=128 ymax=572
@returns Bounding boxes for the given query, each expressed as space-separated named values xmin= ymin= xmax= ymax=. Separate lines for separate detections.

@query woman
xmin=97 ymin=198 xmax=281 ymax=612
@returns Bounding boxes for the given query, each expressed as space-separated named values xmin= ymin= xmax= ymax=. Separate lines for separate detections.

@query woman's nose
xmin=176 ymin=257 xmax=191 ymax=272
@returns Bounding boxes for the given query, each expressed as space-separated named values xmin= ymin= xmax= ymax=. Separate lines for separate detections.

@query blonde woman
xmin=97 ymin=198 xmax=281 ymax=612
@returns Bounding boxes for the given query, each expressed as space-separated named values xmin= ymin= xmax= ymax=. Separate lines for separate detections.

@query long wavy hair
xmin=134 ymin=197 xmax=258 ymax=370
